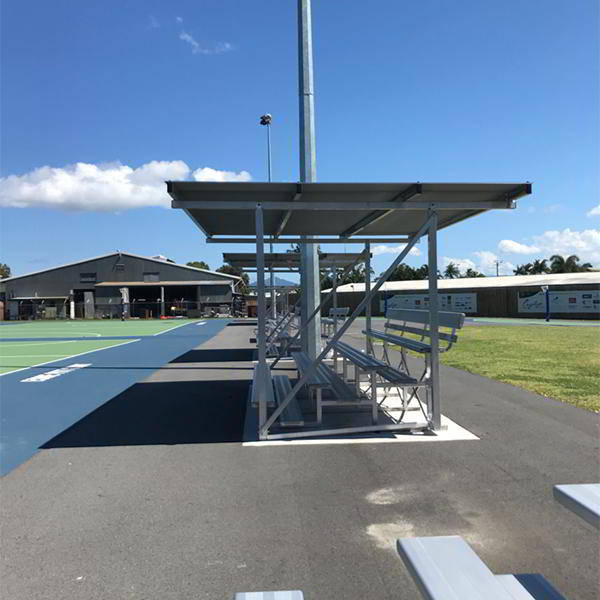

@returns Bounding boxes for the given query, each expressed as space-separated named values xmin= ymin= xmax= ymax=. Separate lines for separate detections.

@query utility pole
xmin=260 ymin=113 xmax=276 ymax=318
xmin=495 ymin=259 xmax=503 ymax=277
xmin=298 ymin=0 xmax=320 ymax=359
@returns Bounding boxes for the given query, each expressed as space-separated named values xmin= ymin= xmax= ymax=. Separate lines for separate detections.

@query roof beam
xmin=173 ymin=199 xmax=514 ymax=211
xmin=207 ymin=237 xmax=411 ymax=244
xmin=273 ymin=183 xmax=302 ymax=237
xmin=340 ymin=183 xmax=422 ymax=238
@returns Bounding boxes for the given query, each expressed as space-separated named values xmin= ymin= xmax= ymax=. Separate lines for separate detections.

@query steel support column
xmin=428 ymin=209 xmax=441 ymax=430
xmin=298 ymin=0 xmax=320 ymax=360
xmin=365 ymin=242 xmax=371 ymax=355
xmin=255 ymin=204 xmax=268 ymax=430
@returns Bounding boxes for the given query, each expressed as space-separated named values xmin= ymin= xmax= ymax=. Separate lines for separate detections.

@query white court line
xmin=1 ymin=340 xmax=76 ymax=348
xmin=21 ymin=363 xmax=91 ymax=382
xmin=0 ymin=338 xmax=141 ymax=377
xmin=196 ymin=322 xmax=207 ymax=326
xmin=153 ymin=321 xmax=199 ymax=336
xmin=1 ymin=331 xmax=102 ymax=338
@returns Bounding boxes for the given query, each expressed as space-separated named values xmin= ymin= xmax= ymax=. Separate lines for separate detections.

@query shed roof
xmin=169 ymin=182 xmax=532 ymax=237
xmin=323 ymin=272 xmax=600 ymax=293
xmin=0 ymin=251 xmax=240 ymax=283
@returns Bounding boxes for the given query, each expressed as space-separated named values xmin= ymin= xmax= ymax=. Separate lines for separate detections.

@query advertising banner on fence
xmin=518 ymin=290 xmax=600 ymax=313
xmin=380 ymin=293 xmax=477 ymax=313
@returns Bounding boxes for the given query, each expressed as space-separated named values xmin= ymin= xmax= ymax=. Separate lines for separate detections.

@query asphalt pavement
xmin=1 ymin=321 xmax=598 ymax=599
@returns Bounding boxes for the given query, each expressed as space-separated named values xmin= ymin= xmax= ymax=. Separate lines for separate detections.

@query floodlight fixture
xmin=260 ymin=114 xmax=272 ymax=126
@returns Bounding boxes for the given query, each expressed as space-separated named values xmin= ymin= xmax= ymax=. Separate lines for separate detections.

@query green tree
xmin=186 ymin=260 xmax=211 ymax=270
xmin=0 ymin=263 xmax=10 ymax=279
xmin=443 ymin=262 xmax=460 ymax=279
xmin=387 ymin=263 xmax=418 ymax=281
xmin=529 ymin=259 xmax=550 ymax=274
xmin=513 ymin=263 xmax=533 ymax=275
xmin=550 ymin=254 xmax=593 ymax=273
xmin=216 ymin=264 xmax=250 ymax=294
xmin=463 ymin=268 xmax=485 ymax=278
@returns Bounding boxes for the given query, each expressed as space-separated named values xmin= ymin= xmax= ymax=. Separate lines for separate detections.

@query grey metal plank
xmin=387 ymin=307 xmax=465 ymax=329
xmin=363 ymin=329 xmax=431 ymax=353
xmin=234 ymin=592 xmax=303 ymax=600
xmin=397 ymin=536 xmax=521 ymax=600
xmin=496 ymin=574 xmax=566 ymax=600
xmin=553 ymin=483 xmax=600 ymax=529
xmin=273 ymin=375 xmax=303 ymax=426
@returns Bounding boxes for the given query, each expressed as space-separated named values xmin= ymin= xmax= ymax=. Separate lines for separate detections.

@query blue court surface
xmin=0 ymin=319 xmax=228 ymax=476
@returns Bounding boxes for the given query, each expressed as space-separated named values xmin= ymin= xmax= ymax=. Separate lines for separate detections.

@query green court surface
xmin=0 ymin=318 xmax=203 ymax=339
xmin=0 ymin=339 xmax=137 ymax=375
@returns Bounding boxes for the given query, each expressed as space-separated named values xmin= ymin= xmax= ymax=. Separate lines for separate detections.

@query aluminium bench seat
xmin=333 ymin=340 xmax=423 ymax=386
xmin=291 ymin=351 xmax=358 ymax=400
xmin=250 ymin=363 xmax=275 ymax=408
xmin=397 ymin=535 xmax=565 ymax=600
xmin=272 ymin=375 xmax=303 ymax=427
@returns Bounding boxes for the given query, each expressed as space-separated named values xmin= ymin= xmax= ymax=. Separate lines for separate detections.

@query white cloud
xmin=442 ymin=252 xmax=514 ymax=276
xmin=587 ymin=205 xmax=600 ymax=217
xmin=372 ymin=244 xmax=421 ymax=257
xmin=442 ymin=256 xmax=476 ymax=272
xmin=179 ymin=31 xmax=234 ymax=55
xmin=192 ymin=167 xmax=251 ymax=182
xmin=530 ymin=228 xmax=600 ymax=264
xmin=176 ymin=16 xmax=183 ymax=23
xmin=148 ymin=15 xmax=159 ymax=29
xmin=473 ymin=251 xmax=515 ymax=275
xmin=498 ymin=239 xmax=540 ymax=254
xmin=0 ymin=161 xmax=252 ymax=211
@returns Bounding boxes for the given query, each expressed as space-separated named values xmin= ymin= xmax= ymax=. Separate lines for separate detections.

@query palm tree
xmin=513 ymin=263 xmax=533 ymax=275
xmin=549 ymin=254 xmax=593 ymax=273
xmin=529 ymin=259 xmax=550 ymax=274
xmin=444 ymin=262 xmax=461 ymax=279
xmin=464 ymin=268 xmax=485 ymax=278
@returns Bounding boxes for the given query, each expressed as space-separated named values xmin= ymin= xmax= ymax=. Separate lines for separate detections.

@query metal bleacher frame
xmin=224 ymin=251 xmax=367 ymax=360
xmin=169 ymin=181 xmax=532 ymax=440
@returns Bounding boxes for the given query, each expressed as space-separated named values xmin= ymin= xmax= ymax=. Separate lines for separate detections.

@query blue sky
xmin=1 ymin=0 xmax=598 ymax=278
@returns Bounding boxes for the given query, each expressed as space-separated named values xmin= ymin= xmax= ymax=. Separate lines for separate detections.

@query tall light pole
xmin=260 ymin=113 xmax=276 ymax=318
xmin=298 ymin=0 xmax=320 ymax=359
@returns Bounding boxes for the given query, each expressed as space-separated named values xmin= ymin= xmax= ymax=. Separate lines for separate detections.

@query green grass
xmin=0 ymin=318 xmax=202 ymax=339
xmin=440 ymin=326 xmax=600 ymax=412
xmin=0 ymin=339 xmax=136 ymax=374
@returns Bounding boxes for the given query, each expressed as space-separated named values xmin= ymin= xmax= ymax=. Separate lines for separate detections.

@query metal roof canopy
xmin=223 ymin=252 xmax=366 ymax=271
xmin=169 ymin=182 xmax=531 ymax=239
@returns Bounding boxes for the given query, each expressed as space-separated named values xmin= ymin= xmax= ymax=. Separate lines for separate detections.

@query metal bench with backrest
xmin=291 ymin=350 xmax=364 ymax=424
xmin=363 ymin=308 xmax=464 ymax=399
xmin=331 ymin=339 xmax=429 ymax=418
xmin=321 ymin=306 xmax=350 ymax=337
xmin=397 ymin=535 xmax=566 ymax=600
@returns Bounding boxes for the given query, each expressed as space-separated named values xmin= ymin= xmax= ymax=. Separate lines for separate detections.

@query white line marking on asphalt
xmin=153 ymin=321 xmax=197 ymax=336
xmin=0 ymin=338 xmax=140 ymax=377
xmin=21 ymin=363 xmax=91 ymax=382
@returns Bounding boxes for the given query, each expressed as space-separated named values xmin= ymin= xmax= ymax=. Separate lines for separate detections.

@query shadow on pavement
xmin=42 ymin=379 xmax=249 ymax=448
xmin=171 ymin=348 xmax=256 ymax=363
